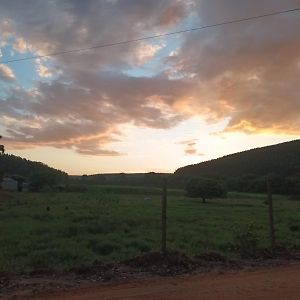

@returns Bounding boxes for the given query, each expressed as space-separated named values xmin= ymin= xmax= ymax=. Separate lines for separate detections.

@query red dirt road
xmin=15 ymin=264 xmax=300 ymax=300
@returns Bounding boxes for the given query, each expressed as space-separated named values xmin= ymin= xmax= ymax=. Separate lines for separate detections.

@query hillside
xmin=175 ymin=140 xmax=300 ymax=178
xmin=0 ymin=154 xmax=68 ymax=180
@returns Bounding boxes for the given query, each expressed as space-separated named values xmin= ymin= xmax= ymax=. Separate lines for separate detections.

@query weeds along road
xmin=21 ymin=264 xmax=300 ymax=300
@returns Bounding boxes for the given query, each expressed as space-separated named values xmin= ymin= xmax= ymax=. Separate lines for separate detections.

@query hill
xmin=0 ymin=154 xmax=68 ymax=182
xmin=174 ymin=140 xmax=300 ymax=194
xmin=175 ymin=140 xmax=300 ymax=178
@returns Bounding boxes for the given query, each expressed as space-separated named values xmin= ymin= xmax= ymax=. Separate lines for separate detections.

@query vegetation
xmin=185 ymin=177 xmax=227 ymax=203
xmin=0 ymin=154 xmax=68 ymax=189
xmin=65 ymin=141 xmax=300 ymax=196
xmin=0 ymin=141 xmax=299 ymax=273
xmin=70 ymin=172 xmax=167 ymax=188
xmin=175 ymin=140 xmax=300 ymax=177
xmin=0 ymin=187 xmax=299 ymax=272
xmin=3 ymin=139 xmax=289 ymax=194
xmin=175 ymin=140 xmax=300 ymax=195
xmin=285 ymin=176 xmax=300 ymax=199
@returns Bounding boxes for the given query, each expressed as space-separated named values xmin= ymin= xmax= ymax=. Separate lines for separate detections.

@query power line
xmin=1 ymin=7 xmax=300 ymax=64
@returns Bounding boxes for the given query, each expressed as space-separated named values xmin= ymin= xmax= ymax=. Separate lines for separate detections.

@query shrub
xmin=232 ymin=224 xmax=259 ymax=258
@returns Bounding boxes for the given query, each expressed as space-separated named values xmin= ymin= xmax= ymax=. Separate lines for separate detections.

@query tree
xmin=0 ymin=135 xmax=4 ymax=155
xmin=285 ymin=176 xmax=300 ymax=200
xmin=185 ymin=177 xmax=227 ymax=203
xmin=29 ymin=171 xmax=66 ymax=191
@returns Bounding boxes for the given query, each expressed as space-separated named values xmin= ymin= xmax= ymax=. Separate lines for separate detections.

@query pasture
xmin=0 ymin=186 xmax=299 ymax=272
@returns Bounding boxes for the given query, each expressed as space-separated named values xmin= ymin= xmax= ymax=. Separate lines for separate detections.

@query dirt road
xmin=19 ymin=264 xmax=300 ymax=300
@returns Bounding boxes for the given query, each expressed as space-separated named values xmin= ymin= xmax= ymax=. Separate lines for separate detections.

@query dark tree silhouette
xmin=186 ymin=177 xmax=227 ymax=203
xmin=0 ymin=135 xmax=4 ymax=155
xmin=0 ymin=153 xmax=68 ymax=190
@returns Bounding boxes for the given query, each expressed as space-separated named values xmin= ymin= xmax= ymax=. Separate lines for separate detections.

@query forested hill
xmin=175 ymin=140 xmax=300 ymax=178
xmin=0 ymin=154 xmax=68 ymax=179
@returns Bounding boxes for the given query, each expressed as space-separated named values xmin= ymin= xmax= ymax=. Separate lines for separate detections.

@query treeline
xmin=225 ymin=174 xmax=300 ymax=195
xmin=0 ymin=154 xmax=68 ymax=189
xmin=70 ymin=172 xmax=167 ymax=187
xmin=169 ymin=174 xmax=300 ymax=198
xmin=70 ymin=172 xmax=299 ymax=199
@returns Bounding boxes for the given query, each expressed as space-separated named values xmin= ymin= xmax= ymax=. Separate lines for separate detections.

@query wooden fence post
xmin=266 ymin=176 xmax=276 ymax=249
xmin=161 ymin=177 xmax=167 ymax=254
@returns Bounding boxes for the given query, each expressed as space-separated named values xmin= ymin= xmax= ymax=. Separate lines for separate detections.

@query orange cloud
xmin=177 ymin=139 xmax=204 ymax=156
xmin=1 ymin=0 xmax=300 ymax=158
xmin=170 ymin=0 xmax=300 ymax=135
xmin=0 ymin=64 xmax=15 ymax=81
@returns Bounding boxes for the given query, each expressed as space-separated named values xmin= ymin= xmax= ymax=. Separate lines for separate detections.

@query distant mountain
xmin=175 ymin=140 xmax=300 ymax=178
xmin=0 ymin=154 xmax=68 ymax=179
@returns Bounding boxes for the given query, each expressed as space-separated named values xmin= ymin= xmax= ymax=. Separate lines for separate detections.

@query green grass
xmin=0 ymin=187 xmax=299 ymax=272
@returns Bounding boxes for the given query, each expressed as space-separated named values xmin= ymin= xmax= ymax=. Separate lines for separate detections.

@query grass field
xmin=0 ymin=186 xmax=299 ymax=272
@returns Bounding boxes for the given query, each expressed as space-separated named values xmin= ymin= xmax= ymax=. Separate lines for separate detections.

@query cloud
xmin=170 ymin=0 xmax=300 ymax=135
xmin=0 ymin=0 xmax=189 ymax=70
xmin=0 ymin=0 xmax=300 ymax=157
xmin=184 ymin=148 xmax=204 ymax=156
xmin=0 ymin=64 xmax=15 ymax=81
xmin=134 ymin=42 xmax=163 ymax=65
xmin=177 ymin=139 xmax=197 ymax=146
xmin=0 ymin=0 xmax=191 ymax=155
xmin=177 ymin=139 xmax=204 ymax=156
xmin=35 ymin=59 xmax=53 ymax=78
xmin=73 ymin=137 xmax=124 ymax=156
xmin=0 ymin=73 xmax=191 ymax=155
xmin=12 ymin=37 xmax=29 ymax=53
xmin=0 ymin=18 xmax=13 ymax=47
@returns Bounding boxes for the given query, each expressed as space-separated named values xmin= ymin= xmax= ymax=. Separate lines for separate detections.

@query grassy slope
xmin=0 ymin=187 xmax=299 ymax=272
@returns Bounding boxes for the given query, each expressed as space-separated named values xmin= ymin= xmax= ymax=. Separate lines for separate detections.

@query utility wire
xmin=1 ymin=7 xmax=300 ymax=64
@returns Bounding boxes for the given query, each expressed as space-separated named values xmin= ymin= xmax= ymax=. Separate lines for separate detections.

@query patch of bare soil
xmin=5 ymin=263 xmax=300 ymax=300
xmin=1 ymin=250 xmax=299 ymax=299
xmin=124 ymin=250 xmax=196 ymax=275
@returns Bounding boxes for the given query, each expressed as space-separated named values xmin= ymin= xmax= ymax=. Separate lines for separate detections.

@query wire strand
xmin=1 ymin=7 xmax=300 ymax=64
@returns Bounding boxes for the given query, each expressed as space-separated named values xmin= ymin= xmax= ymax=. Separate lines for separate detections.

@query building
xmin=1 ymin=177 xmax=19 ymax=191
xmin=0 ymin=177 xmax=28 ymax=192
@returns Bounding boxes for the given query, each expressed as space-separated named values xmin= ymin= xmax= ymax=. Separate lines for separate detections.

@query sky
xmin=0 ymin=0 xmax=299 ymax=175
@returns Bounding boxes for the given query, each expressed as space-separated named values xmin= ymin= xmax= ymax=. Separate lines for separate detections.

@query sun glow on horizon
xmin=1 ymin=1 xmax=300 ymax=174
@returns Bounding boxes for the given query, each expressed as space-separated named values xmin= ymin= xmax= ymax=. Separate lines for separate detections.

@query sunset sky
xmin=0 ymin=0 xmax=299 ymax=175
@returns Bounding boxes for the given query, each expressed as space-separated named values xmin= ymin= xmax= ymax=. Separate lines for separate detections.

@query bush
xmin=232 ymin=224 xmax=259 ymax=258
